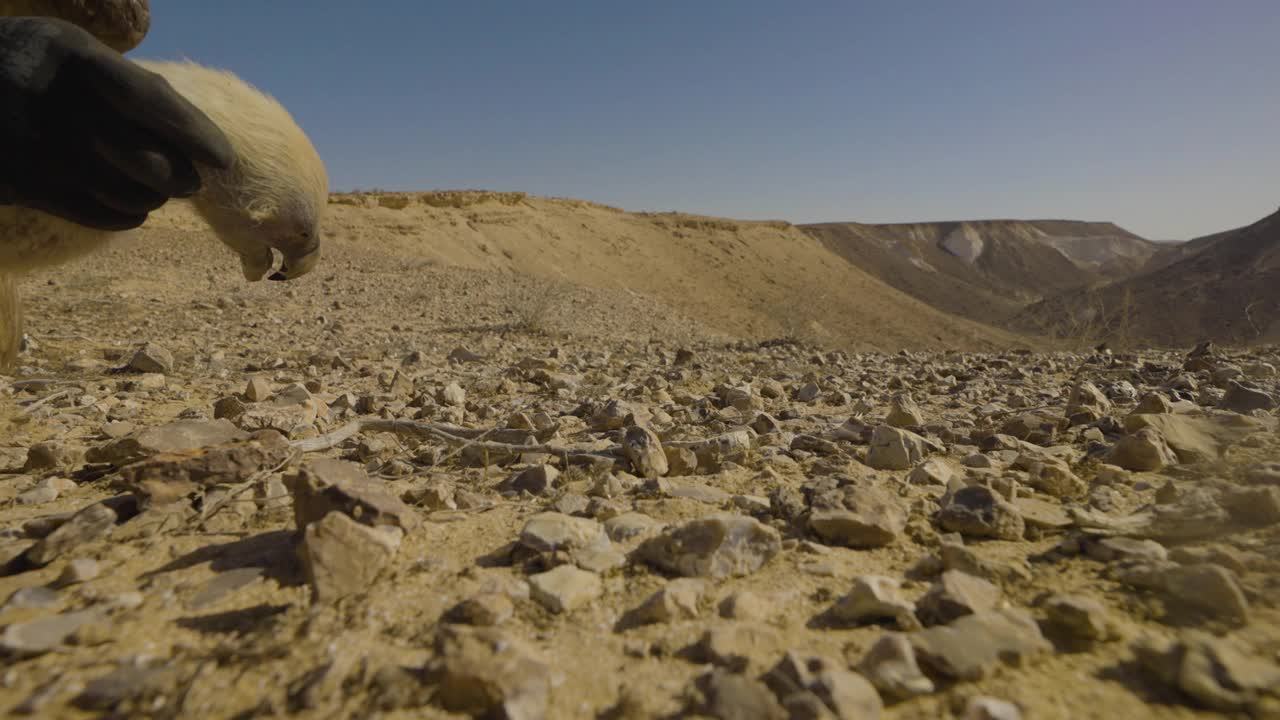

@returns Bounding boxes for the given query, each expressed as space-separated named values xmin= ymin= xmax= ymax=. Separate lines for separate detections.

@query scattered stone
xmin=87 ymin=419 xmax=250 ymax=466
xmin=447 ymin=593 xmax=515 ymax=627
xmin=964 ymin=697 xmax=1023 ymax=720
xmin=1218 ymin=380 xmax=1276 ymax=413
xmin=0 ymin=608 xmax=104 ymax=656
xmin=917 ymin=570 xmax=1002 ymax=626
xmin=909 ymin=609 xmax=1052 ymax=681
xmin=635 ymin=514 xmax=781 ymax=579
xmin=504 ymin=464 xmax=560 ymax=495
xmin=528 ymin=564 xmax=602 ymax=613
xmin=1041 ymin=594 xmax=1120 ymax=648
xmin=938 ymin=485 xmax=1025 ymax=541
xmin=621 ymin=425 xmax=669 ymax=478
xmin=763 ymin=651 xmax=884 ymax=720
xmin=809 ymin=490 xmax=906 ymax=548
xmin=886 ymin=393 xmax=925 ymax=427
xmin=907 ymin=457 xmax=955 ymax=485
xmin=426 ymin=625 xmax=550 ymax=720
xmin=830 ymin=575 xmax=920 ymax=630
xmin=298 ymin=511 xmax=401 ymax=602
xmin=24 ymin=502 xmax=117 ymax=567
xmin=285 ymin=458 xmax=419 ymax=532
xmin=1107 ymin=428 xmax=1178 ymax=471
xmin=694 ymin=625 xmax=782 ymax=673
xmin=719 ymin=591 xmax=771 ymax=621
xmin=4 ymin=586 xmax=60 ymax=611
xmin=56 ymin=558 xmax=101 ymax=587
xmin=1133 ymin=630 xmax=1280 ymax=713
xmin=127 ymin=343 xmax=173 ymax=374
xmin=627 ymin=578 xmax=705 ymax=625
xmin=519 ymin=512 xmax=610 ymax=554
xmin=694 ymin=669 xmax=787 ymax=720
xmin=866 ymin=425 xmax=934 ymax=470
xmin=857 ymin=633 xmax=935 ymax=701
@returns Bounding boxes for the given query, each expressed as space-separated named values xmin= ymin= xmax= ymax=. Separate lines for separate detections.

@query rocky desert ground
xmin=1 ymin=194 xmax=1278 ymax=719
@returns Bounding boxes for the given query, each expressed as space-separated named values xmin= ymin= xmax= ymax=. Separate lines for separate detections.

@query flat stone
xmin=965 ymin=697 xmax=1024 ymax=720
xmin=695 ymin=624 xmax=783 ymax=673
xmin=74 ymin=665 xmax=179 ymax=711
xmin=87 ymin=419 xmax=250 ymax=465
xmin=909 ymin=609 xmax=1052 ymax=681
xmin=519 ymin=512 xmax=610 ymax=553
xmin=635 ymin=514 xmax=781 ymax=579
xmin=24 ymin=502 xmax=117 ymax=567
xmin=446 ymin=593 xmax=515 ymax=627
xmin=907 ymin=457 xmax=955 ymax=486
xmin=0 ymin=608 xmax=104 ymax=656
xmin=830 ymin=575 xmax=920 ymax=630
xmin=188 ymin=567 xmax=265 ymax=609
xmin=1012 ymin=497 xmax=1072 ymax=530
xmin=809 ymin=487 xmax=906 ymax=549
xmin=528 ymin=565 xmax=602 ymax=614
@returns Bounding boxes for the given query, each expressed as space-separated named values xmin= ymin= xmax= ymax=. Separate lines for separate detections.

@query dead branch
xmin=291 ymin=418 xmax=621 ymax=463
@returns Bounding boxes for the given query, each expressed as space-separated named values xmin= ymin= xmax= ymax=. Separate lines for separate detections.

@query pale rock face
xmin=940 ymin=224 xmax=985 ymax=263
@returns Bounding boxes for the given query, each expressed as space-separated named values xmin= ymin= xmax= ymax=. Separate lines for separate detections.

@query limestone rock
xmin=635 ymin=514 xmax=781 ymax=579
xmin=830 ymin=575 xmax=920 ymax=630
xmin=426 ymin=625 xmax=550 ymax=720
xmin=938 ymin=485 xmax=1025 ymax=541
xmin=1107 ymin=428 xmax=1178 ymax=471
xmin=299 ymin=511 xmax=400 ymax=602
xmin=909 ymin=609 xmax=1052 ymax=681
xmin=622 ymin=425 xmax=669 ymax=478
xmin=284 ymin=458 xmax=419 ymax=532
xmin=857 ymin=633 xmax=935 ymax=701
xmin=866 ymin=425 xmax=934 ymax=470
xmin=916 ymin=570 xmax=1002 ymax=626
xmin=528 ymin=564 xmax=602 ymax=613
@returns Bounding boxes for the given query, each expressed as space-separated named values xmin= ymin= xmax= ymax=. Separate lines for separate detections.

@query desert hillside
xmin=302 ymin=192 xmax=1019 ymax=351
xmin=1017 ymin=208 xmax=1280 ymax=346
xmin=801 ymin=219 xmax=1155 ymax=324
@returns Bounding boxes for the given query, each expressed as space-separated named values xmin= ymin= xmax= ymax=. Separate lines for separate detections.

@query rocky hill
xmin=308 ymin=192 xmax=1020 ymax=351
xmin=802 ymin=220 xmax=1156 ymax=324
xmin=1017 ymin=209 xmax=1280 ymax=346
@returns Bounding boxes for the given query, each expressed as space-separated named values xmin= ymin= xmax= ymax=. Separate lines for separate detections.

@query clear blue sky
xmin=135 ymin=1 xmax=1279 ymax=241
